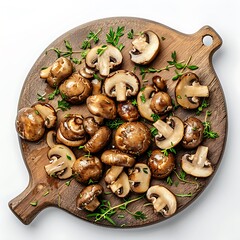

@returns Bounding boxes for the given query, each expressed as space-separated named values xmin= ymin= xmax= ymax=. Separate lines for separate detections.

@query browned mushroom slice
xmin=86 ymin=45 xmax=122 ymax=76
xmin=175 ymin=72 xmax=209 ymax=109
xmin=105 ymin=166 xmax=124 ymax=185
xmin=181 ymin=145 xmax=214 ymax=177
xmin=59 ymin=72 xmax=92 ymax=104
xmin=103 ymin=70 xmax=140 ymax=102
xmin=76 ymin=184 xmax=103 ymax=212
xmin=115 ymin=122 xmax=151 ymax=155
xmin=129 ymin=30 xmax=160 ymax=65
xmin=40 ymin=57 xmax=73 ymax=88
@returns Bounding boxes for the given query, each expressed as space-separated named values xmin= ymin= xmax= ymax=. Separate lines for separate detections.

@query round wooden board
xmin=9 ymin=17 xmax=227 ymax=227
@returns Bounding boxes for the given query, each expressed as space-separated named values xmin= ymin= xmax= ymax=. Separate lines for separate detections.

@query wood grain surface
xmin=9 ymin=17 xmax=227 ymax=227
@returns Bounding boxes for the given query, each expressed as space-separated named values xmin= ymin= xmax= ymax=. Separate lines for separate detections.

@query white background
xmin=1 ymin=0 xmax=239 ymax=239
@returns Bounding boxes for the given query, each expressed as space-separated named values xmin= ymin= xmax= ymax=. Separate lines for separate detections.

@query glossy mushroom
xmin=152 ymin=75 xmax=167 ymax=91
xmin=150 ymin=91 xmax=172 ymax=115
xmin=105 ymin=166 xmax=124 ymax=185
xmin=83 ymin=116 xmax=99 ymax=137
xmin=117 ymin=100 xmax=140 ymax=122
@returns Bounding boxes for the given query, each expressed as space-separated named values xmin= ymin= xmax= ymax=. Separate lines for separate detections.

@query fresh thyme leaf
xmin=140 ymin=93 xmax=146 ymax=103
xmin=187 ymin=65 xmax=199 ymax=70
xmin=151 ymin=113 xmax=160 ymax=122
xmin=161 ymin=36 xmax=166 ymax=41
xmin=37 ymin=93 xmax=46 ymax=101
xmin=105 ymin=118 xmax=124 ymax=129
xmin=117 ymin=43 xmax=125 ymax=51
xmin=171 ymin=51 xmax=177 ymax=62
xmin=131 ymin=98 xmax=138 ymax=106
xmin=30 ymin=201 xmax=38 ymax=206
xmin=93 ymin=73 xmax=104 ymax=81
xmin=97 ymin=45 xmax=107 ymax=56
xmin=81 ymin=29 xmax=101 ymax=50
xmin=78 ymin=145 xmax=85 ymax=149
xmin=43 ymin=190 xmax=49 ymax=196
xmin=127 ymin=29 xmax=134 ymax=39
xmin=65 ymin=180 xmax=71 ymax=186
xmin=150 ymin=127 xmax=158 ymax=137
xmin=66 ymin=154 xmax=72 ymax=160
xmin=106 ymin=26 xmax=125 ymax=50
xmin=203 ymin=111 xmax=219 ymax=139
xmin=133 ymin=211 xmax=147 ymax=220
xmin=57 ymin=99 xmax=71 ymax=111
xmin=196 ymin=99 xmax=209 ymax=115
xmin=179 ymin=170 xmax=186 ymax=180
xmin=48 ymin=88 xmax=60 ymax=100
xmin=64 ymin=40 xmax=72 ymax=52
xmin=72 ymin=58 xmax=81 ymax=64
xmin=161 ymin=149 xmax=169 ymax=156
xmin=147 ymin=150 xmax=152 ymax=157
xmin=167 ymin=176 xmax=173 ymax=186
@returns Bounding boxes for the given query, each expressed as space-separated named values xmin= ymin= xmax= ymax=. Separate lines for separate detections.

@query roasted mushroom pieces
xmin=150 ymin=91 xmax=172 ymax=115
xmin=117 ymin=100 xmax=140 ymax=122
xmin=76 ymin=184 xmax=103 ymax=212
xmin=40 ymin=57 xmax=73 ymax=88
xmin=129 ymin=30 xmax=160 ymax=65
xmin=146 ymin=185 xmax=177 ymax=217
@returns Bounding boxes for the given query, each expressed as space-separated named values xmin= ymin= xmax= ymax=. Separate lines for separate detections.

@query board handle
xmin=9 ymin=182 xmax=52 ymax=225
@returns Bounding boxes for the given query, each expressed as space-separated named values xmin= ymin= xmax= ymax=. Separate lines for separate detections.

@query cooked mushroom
xmin=115 ymin=122 xmax=151 ymax=155
xmin=79 ymin=64 xmax=95 ymax=79
xmin=128 ymin=163 xmax=151 ymax=193
xmin=182 ymin=117 xmax=204 ymax=149
xmin=117 ymin=100 xmax=140 ymax=122
xmin=40 ymin=57 xmax=73 ymax=88
xmin=91 ymin=79 xmax=102 ymax=95
xmin=146 ymin=185 xmax=177 ymax=217
xmin=109 ymin=172 xmax=130 ymax=198
xmin=129 ymin=30 xmax=160 ymax=65
xmin=101 ymin=149 xmax=135 ymax=167
xmin=137 ymin=85 xmax=156 ymax=121
xmin=152 ymin=75 xmax=167 ymax=91
xmin=150 ymin=91 xmax=172 ymax=115
xmin=86 ymin=94 xmax=117 ymax=119
xmin=103 ymin=70 xmax=140 ymax=102
xmin=175 ymin=72 xmax=209 ymax=109
xmin=72 ymin=155 xmax=103 ymax=184
xmin=57 ymin=114 xmax=87 ymax=147
xmin=86 ymin=45 xmax=122 ymax=76
xmin=148 ymin=149 xmax=175 ymax=179
xmin=153 ymin=116 xmax=184 ymax=149
xmin=181 ymin=145 xmax=214 ymax=177
xmin=45 ymin=131 xmax=76 ymax=179
xmin=105 ymin=166 xmax=124 ymax=185
xmin=76 ymin=184 xmax=103 ymax=212
xmin=16 ymin=107 xmax=45 ymax=141
xmin=83 ymin=116 xmax=99 ymax=137
xmin=32 ymin=103 xmax=57 ymax=128
xmin=59 ymin=72 xmax=92 ymax=104
xmin=83 ymin=126 xmax=111 ymax=153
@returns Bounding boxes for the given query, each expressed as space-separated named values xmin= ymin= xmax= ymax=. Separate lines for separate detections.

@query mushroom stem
xmin=40 ymin=66 xmax=51 ymax=78
xmin=115 ymin=82 xmax=127 ymax=101
xmin=192 ymin=145 xmax=208 ymax=167
xmin=46 ymin=131 xmax=57 ymax=148
xmin=153 ymin=119 xmax=174 ymax=139
xmin=184 ymin=85 xmax=209 ymax=97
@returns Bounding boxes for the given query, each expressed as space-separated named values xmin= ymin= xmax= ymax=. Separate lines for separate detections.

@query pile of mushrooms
xmin=15 ymin=27 xmax=216 ymax=220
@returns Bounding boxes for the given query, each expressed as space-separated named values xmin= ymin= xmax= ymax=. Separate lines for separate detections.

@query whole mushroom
xmin=117 ymin=100 xmax=140 ymax=122
xmin=152 ymin=75 xmax=167 ymax=91
xmin=150 ymin=91 xmax=172 ymax=115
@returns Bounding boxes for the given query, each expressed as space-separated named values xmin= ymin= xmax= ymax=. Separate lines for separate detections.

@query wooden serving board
xmin=9 ymin=17 xmax=227 ymax=227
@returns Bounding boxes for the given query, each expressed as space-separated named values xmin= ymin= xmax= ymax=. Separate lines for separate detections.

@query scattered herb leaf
xmin=106 ymin=118 xmax=124 ymax=129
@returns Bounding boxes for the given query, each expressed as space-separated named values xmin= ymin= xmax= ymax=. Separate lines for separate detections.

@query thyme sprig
xmin=105 ymin=118 xmax=125 ymax=129
xmin=106 ymin=26 xmax=125 ymax=51
xmin=203 ymin=110 xmax=219 ymax=139
xmin=173 ymin=170 xmax=199 ymax=189
xmin=81 ymin=28 xmax=102 ymax=49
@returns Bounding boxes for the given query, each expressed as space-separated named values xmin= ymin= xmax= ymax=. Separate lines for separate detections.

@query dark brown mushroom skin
xmin=84 ymin=126 xmax=111 ymax=153
xmin=16 ymin=107 xmax=45 ymax=141
xmin=115 ymin=122 xmax=151 ymax=155
xmin=117 ymin=100 xmax=140 ymax=122
xmin=182 ymin=117 xmax=204 ymax=149
xmin=73 ymin=156 xmax=103 ymax=184
xmin=148 ymin=149 xmax=175 ymax=179
xmin=59 ymin=73 xmax=92 ymax=104
xmin=152 ymin=75 xmax=167 ymax=91
xmin=150 ymin=91 xmax=172 ymax=115
xmin=83 ymin=117 xmax=99 ymax=137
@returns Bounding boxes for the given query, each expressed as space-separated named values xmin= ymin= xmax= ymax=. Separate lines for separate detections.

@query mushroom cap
xmin=101 ymin=149 xmax=135 ymax=167
xmin=175 ymin=72 xmax=209 ymax=109
xmin=57 ymin=114 xmax=87 ymax=147
xmin=86 ymin=94 xmax=117 ymax=119
xmin=16 ymin=107 xmax=45 ymax=141
xmin=146 ymin=185 xmax=177 ymax=217
xmin=115 ymin=122 xmax=151 ymax=155
xmin=105 ymin=166 xmax=124 ymax=185
xmin=83 ymin=116 xmax=99 ymax=137
xmin=59 ymin=72 xmax=92 ymax=104
xmin=84 ymin=126 xmax=111 ymax=153
xmin=129 ymin=30 xmax=160 ymax=65
xmin=182 ymin=117 xmax=204 ymax=149
xmin=73 ymin=155 xmax=103 ymax=184
xmin=148 ymin=149 xmax=175 ymax=179
xmin=76 ymin=184 xmax=103 ymax=211
xmin=86 ymin=45 xmax=123 ymax=76
xmin=117 ymin=100 xmax=140 ymax=122
xmin=103 ymin=70 xmax=140 ymax=102
xmin=150 ymin=91 xmax=172 ymax=115
xmin=152 ymin=75 xmax=167 ymax=91
xmin=128 ymin=163 xmax=151 ymax=193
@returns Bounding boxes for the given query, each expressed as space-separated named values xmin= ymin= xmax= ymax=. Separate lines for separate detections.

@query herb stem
xmin=173 ymin=170 xmax=199 ymax=189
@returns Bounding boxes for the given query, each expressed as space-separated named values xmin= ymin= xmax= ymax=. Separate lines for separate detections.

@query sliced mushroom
xmin=175 ymin=72 xmax=209 ymax=109
xmin=152 ymin=75 xmax=167 ymax=91
xmin=45 ymin=131 xmax=76 ymax=179
xmin=117 ymin=100 xmax=140 ymax=122
xmin=181 ymin=145 xmax=214 ymax=177
xmin=129 ymin=30 xmax=160 ymax=65
xmin=32 ymin=103 xmax=57 ymax=128
xmin=103 ymin=70 xmax=140 ymax=102
xmin=83 ymin=126 xmax=111 ymax=153
xmin=16 ymin=107 xmax=45 ymax=141
xmin=153 ymin=116 xmax=184 ymax=149
xmin=91 ymin=79 xmax=102 ymax=95
xmin=76 ymin=184 xmax=103 ymax=212
xmin=115 ymin=122 xmax=151 ymax=155
xmin=101 ymin=149 xmax=135 ymax=167
xmin=79 ymin=64 xmax=95 ymax=79
xmin=105 ymin=166 xmax=124 ymax=185
xmin=86 ymin=94 xmax=117 ymax=119
xmin=137 ymin=85 xmax=156 ymax=121
xmin=86 ymin=45 xmax=122 ymax=76
xmin=72 ymin=155 xmax=103 ymax=184
xmin=109 ymin=172 xmax=130 ymax=198
xmin=146 ymin=185 xmax=177 ymax=217
xmin=83 ymin=116 xmax=99 ymax=137
xmin=40 ymin=57 xmax=73 ymax=88
xmin=148 ymin=149 xmax=175 ymax=179
xmin=128 ymin=163 xmax=151 ymax=193
xmin=182 ymin=117 xmax=204 ymax=149
xmin=150 ymin=91 xmax=172 ymax=115
xmin=57 ymin=114 xmax=87 ymax=147
xmin=59 ymin=72 xmax=92 ymax=104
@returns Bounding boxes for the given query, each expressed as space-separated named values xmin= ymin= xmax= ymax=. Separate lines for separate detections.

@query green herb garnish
xmin=30 ymin=201 xmax=38 ymax=206
xmin=97 ymin=45 xmax=108 ymax=56
xmin=81 ymin=29 xmax=102 ymax=50
xmin=57 ymin=99 xmax=71 ymax=111
xmin=106 ymin=26 xmax=125 ymax=51
xmin=37 ymin=93 xmax=46 ymax=101
xmin=105 ymin=118 xmax=124 ymax=129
